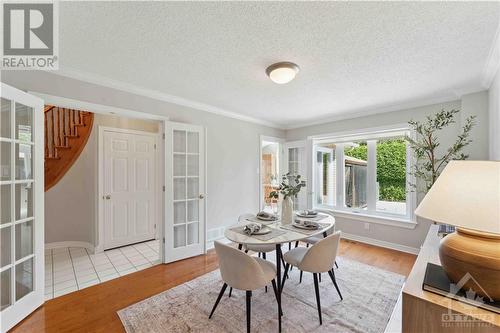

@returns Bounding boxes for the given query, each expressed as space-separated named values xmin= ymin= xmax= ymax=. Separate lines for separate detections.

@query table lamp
xmin=415 ymin=161 xmax=500 ymax=300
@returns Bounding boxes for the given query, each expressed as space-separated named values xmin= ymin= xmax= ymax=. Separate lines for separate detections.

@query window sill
xmin=315 ymin=208 xmax=418 ymax=230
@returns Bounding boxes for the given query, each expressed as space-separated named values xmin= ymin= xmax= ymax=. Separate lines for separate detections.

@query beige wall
xmin=44 ymin=113 xmax=159 ymax=246
xmin=285 ymin=91 xmax=490 ymax=250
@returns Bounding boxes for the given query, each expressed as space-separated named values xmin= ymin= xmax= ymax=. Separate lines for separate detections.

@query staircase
xmin=44 ymin=105 xmax=94 ymax=191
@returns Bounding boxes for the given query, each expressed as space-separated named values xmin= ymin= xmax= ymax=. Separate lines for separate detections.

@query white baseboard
xmin=45 ymin=241 xmax=95 ymax=253
xmin=206 ymin=237 xmax=231 ymax=251
xmin=341 ymin=232 xmax=420 ymax=255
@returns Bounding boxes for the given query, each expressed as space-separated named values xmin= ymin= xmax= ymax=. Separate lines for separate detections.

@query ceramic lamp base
xmin=439 ymin=228 xmax=500 ymax=301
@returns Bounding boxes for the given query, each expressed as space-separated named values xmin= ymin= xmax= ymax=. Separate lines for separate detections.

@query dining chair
xmin=281 ymin=231 xmax=343 ymax=325
xmin=209 ymin=241 xmax=280 ymax=333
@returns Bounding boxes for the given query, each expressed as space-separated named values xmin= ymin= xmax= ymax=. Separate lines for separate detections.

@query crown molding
xmin=52 ymin=66 xmax=284 ymax=129
xmin=481 ymin=18 xmax=500 ymax=89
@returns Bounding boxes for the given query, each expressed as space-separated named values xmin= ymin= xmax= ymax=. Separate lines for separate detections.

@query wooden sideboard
xmin=402 ymin=225 xmax=500 ymax=333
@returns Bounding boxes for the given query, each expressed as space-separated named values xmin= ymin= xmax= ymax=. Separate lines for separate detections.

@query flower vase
xmin=281 ymin=196 xmax=294 ymax=225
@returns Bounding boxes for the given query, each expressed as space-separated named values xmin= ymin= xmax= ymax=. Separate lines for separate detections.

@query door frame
xmin=28 ymin=92 xmax=169 ymax=261
xmin=258 ymin=135 xmax=284 ymax=211
xmin=1 ymin=83 xmax=44 ymax=333
xmin=97 ymin=126 xmax=161 ymax=251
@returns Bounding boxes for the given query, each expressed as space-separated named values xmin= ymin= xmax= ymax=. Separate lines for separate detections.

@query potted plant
xmin=269 ymin=173 xmax=306 ymax=225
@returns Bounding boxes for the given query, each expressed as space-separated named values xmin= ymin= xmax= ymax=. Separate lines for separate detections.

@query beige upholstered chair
xmin=209 ymin=241 xmax=280 ymax=333
xmin=282 ymin=231 xmax=343 ymax=325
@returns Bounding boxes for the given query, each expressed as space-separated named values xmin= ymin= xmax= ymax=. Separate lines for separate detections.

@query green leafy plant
xmin=269 ymin=173 xmax=306 ymax=200
xmin=406 ymin=109 xmax=476 ymax=192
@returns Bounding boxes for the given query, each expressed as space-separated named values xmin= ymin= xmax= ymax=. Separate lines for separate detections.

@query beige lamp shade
xmin=415 ymin=160 xmax=500 ymax=234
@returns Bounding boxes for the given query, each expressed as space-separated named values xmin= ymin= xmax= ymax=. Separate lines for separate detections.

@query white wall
xmin=286 ymin=92 xmax=490 ymax=251
xmin=44 ymin=114 xmax=159 ymax=247
xmin=489 ymin=69 xmax=500 ymax=160
xmin=2 ymin=70 xmax=285 ymax=248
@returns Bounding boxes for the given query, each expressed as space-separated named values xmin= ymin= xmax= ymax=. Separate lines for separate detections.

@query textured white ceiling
xmin=59 ymin=2 xmax=500 ymax=128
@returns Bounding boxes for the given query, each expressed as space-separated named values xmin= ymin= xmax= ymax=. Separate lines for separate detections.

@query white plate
xmin=292 ymin=223 xmax=319 ymax=230
xmin=296 ymin=213 xmax=318 ymax=218
xmin=252 ymin=227 xmax=272 ymax=235
xmin=256 ymin=215 xmax=277 ymax=221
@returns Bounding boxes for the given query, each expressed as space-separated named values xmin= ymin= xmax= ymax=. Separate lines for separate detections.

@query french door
xmin=0 ymin=83 xmax=44 ymax=332
xmin=284 ymin=141 xmax=308 ymax=211
xmin=164 ymin=122 xmax=205 ymax=263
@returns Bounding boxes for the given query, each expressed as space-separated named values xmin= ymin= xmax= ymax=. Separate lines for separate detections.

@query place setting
xmin=228 ymin=211 xmax=287 ymax=241
xmin=279 ymin=210 xmax=331 ymax=235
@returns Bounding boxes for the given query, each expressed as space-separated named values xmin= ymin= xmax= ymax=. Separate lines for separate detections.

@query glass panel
xmin=15 ymin=220 xmax=33 ymax=260
xmin=1 ymin=227 xmax=11 ymax=268
xmin=376 ymin=138 xmax=407 ymax=215
xmin=173 ymin=130 xmax=186 ymax=153
xmin=15 ymin=183 xmax=33 ymax=220
xmin=187 ymin=155 xmax=198 ymax=176
xmin=173 ymin=154 xmax=186 ymax=177
xmin=15 ymin=257 xmax=33 ymax=301
xmin=1 ymin=268 xmax=11 ymax=311
xmin=187 ymin=132 xmax=199 ymax=153
xmin=0 ymin=142 xmax=11 ymax=181
xmin=261 ymin=141 xmax=280 ymax=210
xmin=1 ymin=98 xmax=11 ymax=139
xmin=187 ymin=178 xmax=198 ymax=199
xmin=187 ymin=223 xmax=198 ymax=245
xmin=344 ymin=141 xmax=368 ymax=210
xmin=15 ymin=143 xmax=33 ymax=180
xmin=173 ymin=201 xmax=186 ymax=225
xmin=173 ymin=225 xmax=186 ymax=248
xmin=173 ymin=178 xmax=186 ymax=200
xmin=1 ymin=185 xmax=11 ymax=224
xmin=315 ymin=148 xmax=336 ymax=206
xmin=15 ymin=103 xmax=33 ymax=143
xmin=187 ymin=200 xmax=198 ymax=222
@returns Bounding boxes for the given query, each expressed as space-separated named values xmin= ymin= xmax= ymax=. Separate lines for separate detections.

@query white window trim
xmin=308 ymin=124 xmax=417 ymax=227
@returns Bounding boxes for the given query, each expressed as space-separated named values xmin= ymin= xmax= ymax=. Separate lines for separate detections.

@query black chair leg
xmin=262 ymin=253 xmax=266 ymax=260
xmin=306 ymin=243 xmax=309 ymax=248
xmin=319 ymin=273 xmax=322 ymax=282
xmin=288 ymin=242 xmax=291 ymax=250
xmin=281 ymin=263 xmax=290 ymax=291
xmin=271 ymin=279 xmax=283 ymax=316
xmin=313 ymin=273 xmax=322 ymax=325
xmin=245 ymin=250 xmax=248 ymax=253
xmin=238 ymin=244 xmax=243 ymax=251
xmin=328 ymin=269 xmax=343 ymax=300
xmin=209 ymin=283 xmax=228 ymax=319
xmin=335 ymin=261 xmax=339 ymax=269
xmin=228 ymin=287 xmax=232 ymax=298
xmin=294 ymin=241 xmax=299 ymax=248
xmin=299 ymin=270 xmax=303 ymax=283
xmin=246 ymin=290 xmax=252 ymax=333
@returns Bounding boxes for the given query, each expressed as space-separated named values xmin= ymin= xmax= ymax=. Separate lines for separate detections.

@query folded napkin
xmin=243 ymin=222 xmax=263 ymax=235
xmin=256 ymin=211 xmax=277 ymax=220
xmin=298 ymin=209 xmax=318 ymax=216
xmin=295 ymin=220 xmax=319 ymax=228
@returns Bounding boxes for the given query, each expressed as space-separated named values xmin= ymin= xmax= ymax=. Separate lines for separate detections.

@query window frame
xmin=309 ymin=124 xmax=417 ymax=224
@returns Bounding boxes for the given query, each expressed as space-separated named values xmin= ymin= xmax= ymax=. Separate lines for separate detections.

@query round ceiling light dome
xmin=266 ymin=62 xmax=300 ymax=84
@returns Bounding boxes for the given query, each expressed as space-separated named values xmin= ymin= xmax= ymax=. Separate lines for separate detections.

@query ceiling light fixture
xmin=266 ymin=62 xmax=300 ymax=84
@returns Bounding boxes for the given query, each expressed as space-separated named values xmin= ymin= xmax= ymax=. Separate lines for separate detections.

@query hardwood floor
xmin=10 ymin=240 xmax=416 ymax=333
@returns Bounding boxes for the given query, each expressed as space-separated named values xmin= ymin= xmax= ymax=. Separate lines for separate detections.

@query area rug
xmin=118 ymin=256 xmax=405 ymax=333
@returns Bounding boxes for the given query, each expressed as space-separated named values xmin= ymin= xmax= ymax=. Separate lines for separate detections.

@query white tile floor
xmin=44 ymin=239 xmax=160 ymax=300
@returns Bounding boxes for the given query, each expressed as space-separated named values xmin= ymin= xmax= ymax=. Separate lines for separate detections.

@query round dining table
xmin=224 ymin=213 xmax=335 ymax=332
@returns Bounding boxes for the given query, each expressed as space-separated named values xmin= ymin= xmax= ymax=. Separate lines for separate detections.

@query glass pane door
xmin=165 ymin=122 xmax=205 ymax=263
xmin=1 ymin=83 xmax=44 ymax=332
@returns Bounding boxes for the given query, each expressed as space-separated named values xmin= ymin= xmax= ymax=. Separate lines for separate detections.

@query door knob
xmin=199 ymin=194 xmax=205 ymax=199
xmin=104 ymin=195 xmax=111 ymax=200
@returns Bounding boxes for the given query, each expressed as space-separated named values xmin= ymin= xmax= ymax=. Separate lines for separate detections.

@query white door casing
xmin=0 ymin=83 xmax=44 ymax=333
xmin=164 ymin=122 xmax=206 ymax=263
xmin=101 ymin=128 xmax=158 ymax=250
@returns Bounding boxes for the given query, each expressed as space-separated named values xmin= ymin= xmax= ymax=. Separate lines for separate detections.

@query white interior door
xmin=285 ymin=141 xmax=307 ymax=210
xmin=102 ymin=129 xmax=157 ymax=250
xmin=0 ymin=83 xmax=44 ymax=333
xmin=164 ymin=122 xmax=205 ymax=263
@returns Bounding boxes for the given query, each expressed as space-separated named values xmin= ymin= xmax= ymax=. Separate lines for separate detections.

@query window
xmin=313 ymin=127 xmax=414 ymax=221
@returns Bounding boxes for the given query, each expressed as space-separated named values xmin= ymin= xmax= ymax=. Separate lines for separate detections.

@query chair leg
xmin=258 ymin=252 xmax=261 ymax=258
xmin=306 ymin=243 xmax=309 ymax=248
xmin=328 ymin=269 xmax=343 ymax=300
xmin=299 ymin=270 xmax=303 ymax=283
xmin=262 ymin=252 xmax=266 ymax=260
xmin=209 ymin=283 xmax=228 ymax=319
xmin=281 ymin=263 xmax=290 ymax=291
xmin=294 ymin=241 xmax=299 ymax=248
xmin=271 ymin=279 xmax=283 ymax=316
xmin=238 ymin=244 xmax=243 ymax=251
xmin=288 ymin=242 xmax=291 ymax=250
xmin=228 ymin=287 xmax=232 ymax=298
xmin=245 ymin=250 xmax=249 ymax=253
xmin=335 ymin=261 xmax=339 ymax=269
xmin=313 ymin=273 xmax=322 ymax=325
xmin=246 ymin=290 xmax=252 ymax=333
xmin=319 ymin=273 xmax=321 ymax=282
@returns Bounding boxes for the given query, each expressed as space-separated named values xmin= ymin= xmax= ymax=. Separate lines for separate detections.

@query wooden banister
xmin=44 ymin=105 xmax=94 ymax=191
